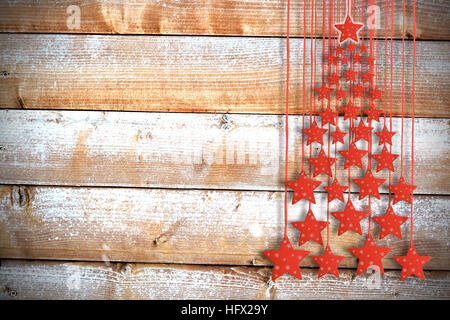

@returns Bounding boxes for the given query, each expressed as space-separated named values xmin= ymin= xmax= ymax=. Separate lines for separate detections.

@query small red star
xmin=312 ymin=245 xmax=345 ymax=278
xmin=335 ymin=15 xmax=364 ymax=43
xmin=329 ymin=126 xmax=347 ymax=144
xmin=334 ymin=46 xmax=344 ymax=56
xmin=364 ymin=105 xmax=383 ymax=122
xmin=365 ymin=55 xmax=376 ymax=68
xmin=351 ymin=119 xmax=373 ymax=142
xmin=319 ymin=107 xmax=338 ymax=127
xmin=352 ymin=53 xmax=363 ymax=65
xmin=340 ymin=56 xmax=349 ymax=65
xmin=343 ymin=67 xmax=358 ymax=82
xmin=323 ymin=178 xmax=348 ymax=202
xmin=326 ymin=54 xmax=339 ymax=66
xmin=331 ymin=200 xmax=369 ymax=236
xmin=349 ymin=235 xmax=392 ymax=275
xmin=341 ymin=101 xmax=361 ymax=121
xmin=327 ymin=73 xmax=341 ymax=87
xmin=373 ymin=205 xmax=408 ymax=239
xmin=291 ymin=208 xmax=329 ymax=246
xmin=370 ymin=86 xmax=384 ymax=101
xmin=375 ymin=125 xmax=396 ymax=145
xmin=393 ymin=246 xmax=431 ymax=280
xmin=335 ymin=87 xmax=347 ymax=102
xmin=315 ymin=84 xmax=333 ymax=101
xmin=308 ymin=148 xmax=336 ymax=177
xmin=361 ymin=71 xmax=374 ymax=84
xmin=388 ymin=176 xmax=417 ymax=204
xmin=358 ymin=43 xmax=369 ymax=54
xmin=286 ymin=170 xmax=322 ymax=204
xmin=302 ymin=120 xmax=328 ymax=145
xmin=353 ymin=170 xmax=385 ymax=200
xmin=263 ymin=235 xmax=310 ymax=281
xmin=352 ymin=82 xmax=368 ymax=99
xmin=371 ymin=146 xmax=399 ymax=172
xmin=346 ymin=42 xmax=357 ymax=54
xmin=339 ymin=143 xmax=368 ymax=169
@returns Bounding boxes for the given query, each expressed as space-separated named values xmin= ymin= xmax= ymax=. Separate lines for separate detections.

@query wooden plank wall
xmin=0 ymin=0 xmax=449 ymax=300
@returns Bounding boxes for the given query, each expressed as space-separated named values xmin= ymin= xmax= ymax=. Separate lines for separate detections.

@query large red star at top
xmin=388 ymin=176 xmax=417 ymax=204
xmin=263 ymin=235 xmax=310 ymax=281
xmin=291 ymin=208 xmax=328 ymax=246
xmin=303 ymin=120 xmax=328 ymax=145
xmin=353 ymin=170 xmax=385 ymax=200
xmin=349 ymin=235 xmax=392 ymax=274
xmin=308 ymin=149 xmax=336 ymax=177
xmin=312 ymin=245 xmax=345 ymax=278
xmin=286 ymin=170 xmax=322 ymax=204
xmin=331 ymin=200 xmax=369 ymax=236
xmin=323 ymin=178 xmax=348 ymax=202
xmin=393 ymin=246 xmax=431 ymax=280
xmin=371 ymin=146 xmax=399 ymax=172
xmin=334 ymin=14 xmax=364 ymax=44
xmin=372 ymin=205 xmax=408 ymax=239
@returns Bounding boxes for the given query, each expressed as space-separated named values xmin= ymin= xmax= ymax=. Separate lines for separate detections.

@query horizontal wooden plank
xmin=0 ymin=1 xmax=448 ymax=40
xmin=0 ymin=35 xmax=449 ymax=117
xmin=0 ymin=186 xmax=447 ymax=270
xmin=0 ymin=111 xmax=448 ymax=195
xmin=1 ymin=260 xmax=448 ymax=299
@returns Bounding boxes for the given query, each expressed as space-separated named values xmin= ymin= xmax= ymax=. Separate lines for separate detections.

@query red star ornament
xmin=327 ymin=73 xmax=341 ymax=87
xmin=364 ymin=105 xmax=383 ymax=122
xmin=370 ymin=86 xmax=384 ymax=101
xmin=372 ymin=205 xmax=408 ymax=239
xmin=326 ymin=54 xmax=339 ymax=66
xmin=334 ymin=46 xmax=345 ymax=56
xmin=351 ymin=119 xmax=373 ymax=143
xmin=319 ymin=107 xmax=338 ymax=127
xmin=334 ymin=15 xmax=364 ymax=44
xmin=346 ymin=42 xmax=357 ymax=54
xmin=286 ymin=170 xmax=322 ymax=204
xmin=352 ymin=82 xmax=368 ymax=99
xmin=361 ymin=71 xmax=374 ymax=84
xmin=358 ymin=43 xmax=369 ymax=54
xmin=329 ymin=126 xmax=347 ymax=144
xmin=341 ymin=101 xmax=361 ymax=121
xmin=291 ymin=208 xmax=328 ymax=246
xmin=340 ymin=56 xmax=349 ymax=66
xmin=365 ymin=55 xmax=376 ymax=68
xmin=339 ymin=143 xmax=368 ymax=169
xmin=375 ymin=125 xmax=396 ymax=145
xmin=331 ymin=199 xmax=369 ymax=236
xmin=388 ymin=176 xmax=417 ymax=204
xmin=315 ymin=84 xmax=333 ymax=101
xmin=349 ymin=235 xmax=392 ymax=275
xmin=302 ymin=120 xmax=328 ymax=145
xmin=323 ymin=178 xmax=348 ymax=202
xmin=263 ymin=235 xmax=310 ymax=281
xmin=352 ymin=53 xmax=363 ymax=65
xmin=335 ymin=87 xmax=347 ymax=102
xmin=308 ymin=148 xmax=336 ymax=177
xmin=353 ymin=170 xmax=385 ymax=200
xmin=312 ymin=245 xmax=345 ymax=278
xmin=371 ymin=146 xmax=399 ymax=172
xmin=343 ymin=67 xmax=358 ymax=82
xmin=393 ymin=246 xmax=431 ymax=281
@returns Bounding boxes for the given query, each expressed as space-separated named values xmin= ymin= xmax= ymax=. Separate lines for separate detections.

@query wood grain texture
xmin=0 ymin=110 xmax=448 ymax=194
xmin=1 ymin=35 xmax=449 ymax=117
xmin=0 ymin=0 xmax=449 ymax=39
xmin=0 ymin=186 xmax=448 ymax=270
xmin=1 ymin=260 xmax=449 ymax=300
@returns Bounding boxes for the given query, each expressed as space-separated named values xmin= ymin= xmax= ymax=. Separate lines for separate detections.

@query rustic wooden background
xmin=0 ymin=0 xmax=449 ymax=300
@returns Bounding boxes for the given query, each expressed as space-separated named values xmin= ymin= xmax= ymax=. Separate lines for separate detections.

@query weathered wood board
xmin=0 ymin=110 xmax=448 ymax=194
xmin=0 ymin=186 xmax=448 ymax=269
xmin=0 ymin=0 xmax=448 ymax=40
xmin=0 ymin=260 xmax=448 ymax=300
xmin=1 ymin=35 xmax=449 ymax=117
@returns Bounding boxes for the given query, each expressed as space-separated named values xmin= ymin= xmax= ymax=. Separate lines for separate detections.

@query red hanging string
xmin=411 ymin=0 xmax=416 ymax=246
xmin=389 ymin=0 xmax=394 ymax=203
xmin=400 ymin=0 xmax=405 ymax=177
xmin=283 ymin=0 xmax=291 ymax=237
xmin=302 ymin=0 xmax=307 ymax=170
